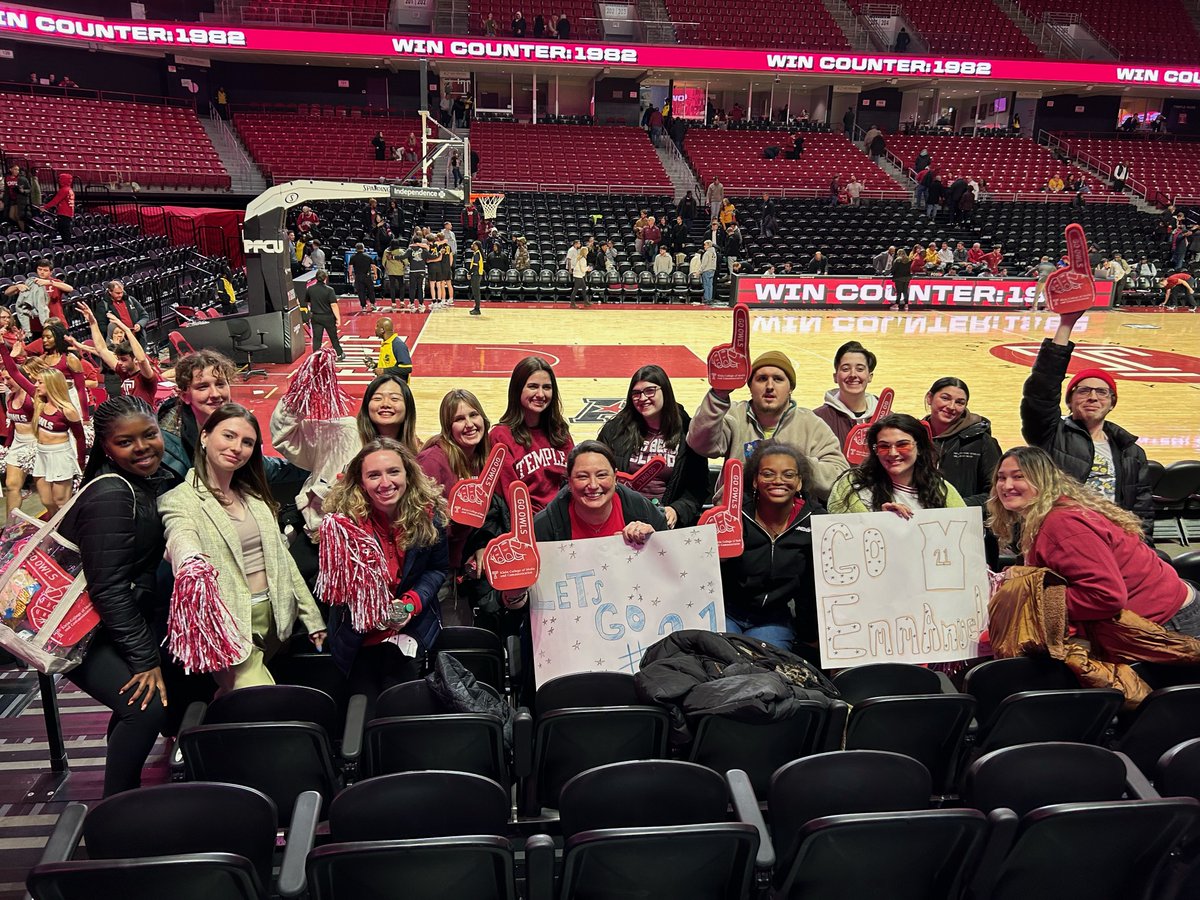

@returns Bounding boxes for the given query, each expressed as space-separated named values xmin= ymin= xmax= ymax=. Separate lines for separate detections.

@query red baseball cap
xmin=1067 ymin=368 xmax=1117 ymax=405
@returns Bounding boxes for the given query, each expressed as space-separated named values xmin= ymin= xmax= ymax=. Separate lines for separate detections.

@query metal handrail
xmin=0 ymin=81 xmax=194 ymax=108
xmin=1042 ymin=11 xmax=1120 ymax=58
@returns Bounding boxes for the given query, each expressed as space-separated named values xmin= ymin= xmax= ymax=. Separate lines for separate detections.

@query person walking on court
xmin=349 ymin=243 xmax=377 ymax=314
xmin=570 ymin=245 xmax=592 ymax=308
xmin=305 ymin=270 xmax=345 ymax=361
xmin=468 ymin=240 xmax=485 ymax=316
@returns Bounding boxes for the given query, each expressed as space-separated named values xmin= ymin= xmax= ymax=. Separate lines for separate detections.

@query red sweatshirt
xmin=490 ymin=423 xmax=573 ymax=512
xmin=417 ymin=442 xmax=473 ymax=568
xmin=1026 ymin=501 xmax=1188 ymax=624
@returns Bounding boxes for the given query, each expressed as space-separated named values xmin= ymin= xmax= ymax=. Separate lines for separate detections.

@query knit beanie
xmin=1066 ymin=368 xmax=1117 ymax=406
xmin=750 ymin=351 xmax=796 ymax=389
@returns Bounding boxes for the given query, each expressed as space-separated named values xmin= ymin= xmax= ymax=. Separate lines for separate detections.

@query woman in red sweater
xmin=490 ymin=356 xmax=574 ymax=512
xmin=418 ymin=388 xmax=507 ymax=626
xmin=989 ymin=446 xmax=1197 ymax=635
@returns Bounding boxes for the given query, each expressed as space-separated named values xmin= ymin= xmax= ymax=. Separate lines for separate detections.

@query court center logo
xmin=572 ymin=398 xmax=625 ymax=423
xmin=991 ymin=343 xmax=1200 ymax=383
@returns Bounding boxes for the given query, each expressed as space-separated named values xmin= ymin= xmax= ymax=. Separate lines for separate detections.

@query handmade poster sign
xmin=449 ymin=444 xmax=507 ymax=528
xmin=812 ymin=507 xmax=988 ymax=668
xmin=1045 ymin=223 xmax=1095 ymax=315
xmin=483 ymin=480 xmax=540 ymax=590
xmin=706 ymin=303 xmax=751 ymax=392
xmin=529 ymin=526 xmax=725 ymax=686
xmin=697 ymin=458 xmax=744 ymax=558
xmin=843 ymin=386 xmax=895 ymax=465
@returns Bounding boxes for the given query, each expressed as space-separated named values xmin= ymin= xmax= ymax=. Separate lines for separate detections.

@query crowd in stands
xmin=3 ymin=268 xmax=1197 ymax=797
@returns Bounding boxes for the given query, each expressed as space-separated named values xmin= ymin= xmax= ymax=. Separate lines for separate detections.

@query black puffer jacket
xmin=597 ymin=407 xmax=711 ymax=528
xmin=720 ymin=495 xmax=823 ymax=640
xmin=926 ymin=411 xmax=1002 ymax=507
xmin=1020 ymin=339 xmax=1153 ymax=535
xmin=60 ymin=464 xmax=172 ymax=674
xmin=534 ymin=484 xmax=668 ymax=542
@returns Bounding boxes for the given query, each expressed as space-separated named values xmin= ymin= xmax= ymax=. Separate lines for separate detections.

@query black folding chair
xmin=832 ymin=662 xmax=949 ymax=704
xmin=26 ymin=783 xmax=318 ymax=900
xmin=844 ymin=694 xmax=976 ymax=796
xmin=362 ymin=680 xmax=510 ymax=787
xmin=977 ymin=799 xmax=1200 ymax=900
xmin=962 ymin=742 xmax=1156 ymax=819
xmin=687 ymin=700 xmax=846 ymax=798
xmin=1112 ymin=685 xmax=1200 ymax=776
xmin=327 ymin=771 xmax=510 ymax=842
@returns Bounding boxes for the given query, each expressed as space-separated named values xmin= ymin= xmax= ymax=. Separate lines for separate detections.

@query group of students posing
xmin=7 ymin=303 xmax=1195 ymax=798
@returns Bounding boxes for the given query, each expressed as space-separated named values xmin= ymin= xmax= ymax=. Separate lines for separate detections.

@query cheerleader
xmin=2 ymin=356 xmax=43 ymax=518
xmin=1 ymin=342 xmax=85 ymax=514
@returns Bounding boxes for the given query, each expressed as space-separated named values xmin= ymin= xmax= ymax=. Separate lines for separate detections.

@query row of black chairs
xmin=1149 ymin=460 xmax=1200 ymax=546
xmin=161 ymin=641 xmax=1200 ymax=829
xmin=27 ymin=743 xmax=1200 ymax=900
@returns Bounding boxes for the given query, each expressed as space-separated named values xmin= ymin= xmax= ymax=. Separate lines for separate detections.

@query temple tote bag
xmin=0 ymin=474 xmax=132 ymax=673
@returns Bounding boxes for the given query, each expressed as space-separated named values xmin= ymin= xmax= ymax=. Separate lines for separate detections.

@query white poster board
xmin=813 ymin=507 xmax=988 ymax=669
xmin=529 ymin=526 xmax=726 ymax=686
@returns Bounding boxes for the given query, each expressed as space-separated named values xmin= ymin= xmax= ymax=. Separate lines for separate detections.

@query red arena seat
xmin=0 ymin=93 xmax=229 ymax=190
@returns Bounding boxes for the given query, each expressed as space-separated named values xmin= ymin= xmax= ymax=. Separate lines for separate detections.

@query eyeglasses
xmin=759 ymin=470 xmax=800 ymax=483
xmin=874 ymin=440 xmax=915 ymax=455
xmin=630 ymin=387 xmax=659 ymax=401
xmin=1073 ymin=386 xmax=1112 ymax=399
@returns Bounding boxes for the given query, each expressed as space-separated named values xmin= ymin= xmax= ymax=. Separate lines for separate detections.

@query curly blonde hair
xmin=324 ymin=438 xmax=446 ymax=549
xmin=986 ymin=445 xmax=1143 ymax=554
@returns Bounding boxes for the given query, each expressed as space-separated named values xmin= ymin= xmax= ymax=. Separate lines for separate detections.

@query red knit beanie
xmin=1066 ymin=368 xmax=1117 ymax=405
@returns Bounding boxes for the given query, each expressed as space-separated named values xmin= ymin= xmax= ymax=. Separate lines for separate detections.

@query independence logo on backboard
xmin=572 ymin=398 xmax=625 ymax=423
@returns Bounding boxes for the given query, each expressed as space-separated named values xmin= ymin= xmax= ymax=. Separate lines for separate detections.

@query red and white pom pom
xmin=168 ymin=556 xmax=245 ymax=674
xmin=282 ymin=348 xmax=352 ymax=421
xmin=317 ymin=513 xmax=391 ymax=632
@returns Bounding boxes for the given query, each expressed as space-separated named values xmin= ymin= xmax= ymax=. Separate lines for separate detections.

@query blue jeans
xmin=725 ymin=614 xmax=795 ymax=652
xmin=1166 ymin=585 xmax=1200 ymax=638
xmin=701 ymin=270 xmax=714 ymax=301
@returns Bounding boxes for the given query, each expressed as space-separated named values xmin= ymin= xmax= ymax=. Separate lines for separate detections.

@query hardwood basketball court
xmin=283 ymin=301 xmax=1200 ymax=465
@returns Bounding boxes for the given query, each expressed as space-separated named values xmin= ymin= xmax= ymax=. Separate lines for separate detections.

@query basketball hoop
xmin=472 ymin=192 xmax=505 ymax=220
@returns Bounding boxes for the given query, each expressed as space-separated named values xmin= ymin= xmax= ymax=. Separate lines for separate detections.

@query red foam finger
xmin=872 ymin=387 xmax=895 ymax=423
xmin=617 ymin=456 xmax=667 ymax=492
xmin=448 ymin=444 xmax=508 ymax=527
xmin=723 ymin=458 xmax=744 ymax=513
xmin=1064 ymin=222 xmax=1090 ymax=273
xmin=845 ymin=422 xmax=871 ymax=465
xmin=509 ymin=481 xmax=535 ymax=544
xmin=731 ymin=303 xmax=750 ymax=356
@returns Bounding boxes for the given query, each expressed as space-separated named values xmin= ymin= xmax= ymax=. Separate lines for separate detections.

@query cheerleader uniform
xmin=2 ymin=392 xmax=37 ymax=473
xmin=32 ymin=407 xmax=86 ymax=483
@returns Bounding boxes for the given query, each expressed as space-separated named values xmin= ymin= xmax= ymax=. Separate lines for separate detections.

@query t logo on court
xmin=572 ymin=398 xmax=625 ymax=423
xmin=991 ymin=343 xmax=1200 ymax=384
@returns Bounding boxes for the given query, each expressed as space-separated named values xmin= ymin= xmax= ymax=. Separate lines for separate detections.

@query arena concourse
xmin=2 ymin=1 xmax=1200 ymax=897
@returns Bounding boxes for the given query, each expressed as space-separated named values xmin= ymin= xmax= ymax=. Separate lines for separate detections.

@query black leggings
xmin=66 ymin=631 xmax=167 ymax=796
xmin=347 ymin=643 xmax=423 ymax=720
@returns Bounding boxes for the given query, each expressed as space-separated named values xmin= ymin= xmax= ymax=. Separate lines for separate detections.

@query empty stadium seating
xmin=841 ymin=0 xmax=1040 ymax=57
xmin=883 ymin=134 xmax=1111 ymax=195
xmin=1014 ymin=0 xmax=1200 ymax=63
xmin=665 ymin=0 xmax=850 ymax=47
xmin=0 ymin=93 xmax=229 ymax=190
xmin=470 ymin=122 xmax=673 ymax=193
xmin=684 ymin=128 xmax=897 ymax=196
xmin=1054 ymin=136 xmax=1200 ymax=204
xmin=240 ymin=0 xmax=389 ymax=28
xmin=469 ymin=5 xmax=600 ymax=39
xmin=879 ymin=0 xmax=1040 ymax=58
xmin=234 ymin=111 xmax=428 ymax=183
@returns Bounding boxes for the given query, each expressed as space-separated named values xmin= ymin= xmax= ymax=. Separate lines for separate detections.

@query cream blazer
xmin=159 ymin=476 xmax=325 ymax=664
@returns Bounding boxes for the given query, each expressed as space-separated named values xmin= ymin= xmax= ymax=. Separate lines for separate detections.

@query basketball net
xmin=473 ymin=193 xmax=505 ymax=221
